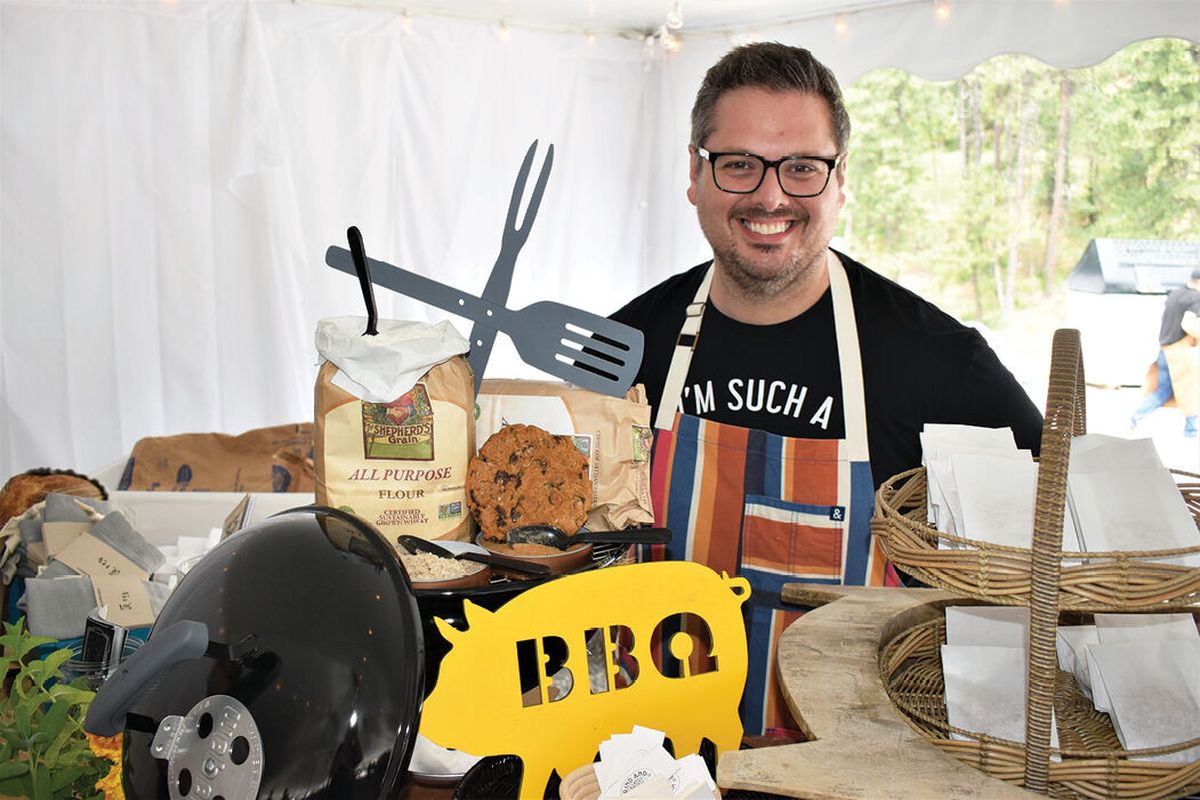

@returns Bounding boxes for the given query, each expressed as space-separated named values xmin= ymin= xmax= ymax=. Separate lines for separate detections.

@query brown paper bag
xmin=476 ymin=379 xmax=653 ymax=531
xmin=119 ymin=423 xmax=314 ymax=492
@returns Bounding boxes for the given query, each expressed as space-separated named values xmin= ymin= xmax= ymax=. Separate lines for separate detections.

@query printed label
xmin=325 ymin=394 xmax=470 ymax=539
xmin=361 ymin=383 xmax=436 ymax=461
xmin=632 ymin=425 xmax=653 ymax=462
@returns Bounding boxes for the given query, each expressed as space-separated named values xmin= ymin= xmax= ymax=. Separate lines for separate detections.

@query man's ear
xmin=687 ymin=145 xmax=701 ymax=206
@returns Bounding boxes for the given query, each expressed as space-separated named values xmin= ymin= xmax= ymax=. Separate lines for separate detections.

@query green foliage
xmin=841 ymin=37 xmax=1200 ymax=325
xmin=0 ymin=618 xmax=111 ymax=800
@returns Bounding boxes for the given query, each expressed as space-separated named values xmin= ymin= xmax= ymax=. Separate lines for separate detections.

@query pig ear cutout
xmin=433 ymin=615 xmax=463 ymax=644
xmin=721 ymin=573 xmax=751 ymax=605
xmin=432 ymin=599 xmax=493 ymax=642
xmin=461 ymin=598 xmax=494 ymax=630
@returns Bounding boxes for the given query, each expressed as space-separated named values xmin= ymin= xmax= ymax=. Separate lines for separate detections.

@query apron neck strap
xmin=654 ymin=265 xmax=714 ymax=430
xmin=653 ymin=252 xmax=870 ymax=463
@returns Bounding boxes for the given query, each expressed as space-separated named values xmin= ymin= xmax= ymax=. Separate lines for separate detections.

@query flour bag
xmin=314 ymin=317 xmax=474 ymax=543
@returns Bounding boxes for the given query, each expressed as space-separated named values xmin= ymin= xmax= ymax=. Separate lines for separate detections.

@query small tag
xmin=42 ymin=521 xmax=93 ymax=557
xmin=92 ymin=578 xmax=155 ymax=629
xmin=221 ymin=494 xmax=253 ymax=541
xmin=55 ymin=531 xmax=149 ymax=583
xmin=829 ymin=506 xmax=845 ymax=522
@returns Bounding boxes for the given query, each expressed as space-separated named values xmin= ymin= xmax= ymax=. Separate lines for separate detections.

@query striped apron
xmin=645 ymin=250 xmax=898 ymax=736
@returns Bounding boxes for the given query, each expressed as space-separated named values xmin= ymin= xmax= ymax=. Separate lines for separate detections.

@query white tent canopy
xmin=1 ymin=0 xmax=1196 ymax=478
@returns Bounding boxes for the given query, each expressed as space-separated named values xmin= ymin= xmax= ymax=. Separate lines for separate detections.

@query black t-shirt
xmin=612 ymin=251 xmax=1044 ymax=488
xmin=1158 ymin=286 xmax=1200 ymax=346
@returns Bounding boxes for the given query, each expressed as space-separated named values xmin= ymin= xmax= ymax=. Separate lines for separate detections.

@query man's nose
xmin=750 ymin=166 xmax=791 ymax=207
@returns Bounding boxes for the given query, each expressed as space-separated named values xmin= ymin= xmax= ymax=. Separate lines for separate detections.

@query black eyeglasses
xmin=696 ymin=147 xmax=841 ymax=198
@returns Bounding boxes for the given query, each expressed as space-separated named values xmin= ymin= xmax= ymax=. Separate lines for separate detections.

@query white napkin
xmin=1085 ymin=613 xmax=1199 ymax=713
xmin=920 ymin=425 xmax=1016 ymax=530
xmin=1095 ymin=613 xmax=1200 ymax=644
xmin=314 ymin=316 xmax=469 ymax=403
xmin=1088 ymin=639 xmax=1200 ymax=762
xmin=941 ymin=644 xmax=1059 ymax=750
xmin=945 ymin=605 xmax=1029 ymax=648
xmin=954 ymin=457 xmax=1079 ymax=550
xmin=1068 ymin=468 xmax=1200 ymax=568
xmin=1056 ymin=625 xmax=1098 ymax=697
xmin=1069 ymin=435 xmax=1163 ymax=474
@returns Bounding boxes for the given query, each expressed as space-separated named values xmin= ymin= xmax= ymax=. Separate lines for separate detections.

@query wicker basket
xmin=874 ymin=329 xmax=1200 ymax=798
xmin=874 ymin=468 xmax=1200 ymax=610
xmin=879 ymin=612 xmax=1200 ymax=799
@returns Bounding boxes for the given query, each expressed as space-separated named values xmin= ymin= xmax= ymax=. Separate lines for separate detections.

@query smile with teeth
xmin=741 ymin=218 xmax=794 ymax=235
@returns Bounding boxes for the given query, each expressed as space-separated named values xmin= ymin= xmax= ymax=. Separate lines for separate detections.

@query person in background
xmin=611 ymin=42 xmax=1043 ymax=737
xmin=1130 ymin=268 xmax=1200 ymax=437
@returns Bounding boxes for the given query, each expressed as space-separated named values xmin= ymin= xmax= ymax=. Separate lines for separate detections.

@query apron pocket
xmin=741 ymin=495 xmax=844 ymax=581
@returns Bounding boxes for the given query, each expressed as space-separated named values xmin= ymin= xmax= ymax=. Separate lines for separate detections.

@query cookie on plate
xmin=467 ymin=424 xmax=592 ymax=542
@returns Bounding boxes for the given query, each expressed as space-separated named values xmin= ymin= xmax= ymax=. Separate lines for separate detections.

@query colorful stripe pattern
xmin=647 ymin=413 xmax=897 ymax=735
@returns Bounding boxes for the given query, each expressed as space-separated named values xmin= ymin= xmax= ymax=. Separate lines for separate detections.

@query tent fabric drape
xmin=1 ymin=0 xmax=1195 ymax=478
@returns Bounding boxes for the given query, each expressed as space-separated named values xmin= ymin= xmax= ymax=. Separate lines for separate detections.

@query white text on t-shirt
xmin=678 ymin=379 xmax=835 ymax=430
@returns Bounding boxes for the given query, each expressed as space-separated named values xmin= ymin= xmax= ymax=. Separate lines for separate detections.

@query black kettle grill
xmin=86 ymin=505 xmax=425 ymax=799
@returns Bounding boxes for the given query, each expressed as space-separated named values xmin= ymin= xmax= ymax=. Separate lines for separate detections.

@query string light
xmin=834 ymin=14 xmax=849 ymax=35
xmin=496 ymin=19 xmax=511 ymax=41
xmin=665 ymin=0 xmax=683 ymax=31
xmin=933 ymin=0 xmax=952 ymax=21
xmin=400 ymin=9 xmax=413 ymax=32
xmin=585 ymin=30 xmax=597 ymax=46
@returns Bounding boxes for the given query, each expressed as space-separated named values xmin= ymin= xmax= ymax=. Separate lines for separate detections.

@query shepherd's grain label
xmin=361 ymin=383 xmax=436 ymax=461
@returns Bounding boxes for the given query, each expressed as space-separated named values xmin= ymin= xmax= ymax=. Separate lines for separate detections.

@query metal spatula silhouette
xmin=325 ymin=246 xmax=643 ymax=397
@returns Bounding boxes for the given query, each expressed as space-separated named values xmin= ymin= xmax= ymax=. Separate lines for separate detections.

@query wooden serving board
xmin=715 ymin=584 xmax=1037 ymax=799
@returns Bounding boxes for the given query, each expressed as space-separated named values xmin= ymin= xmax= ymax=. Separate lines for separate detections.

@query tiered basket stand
xmin=874 ymin=329 xmax=1200 ymax=799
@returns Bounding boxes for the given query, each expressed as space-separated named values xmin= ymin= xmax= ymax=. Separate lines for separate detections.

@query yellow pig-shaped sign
xmin=419 ymin=561 xmax=751 ymax=799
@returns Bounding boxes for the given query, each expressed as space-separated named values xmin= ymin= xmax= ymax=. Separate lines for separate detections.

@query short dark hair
xmin=690 ymin=42 xmax=850 ymax=157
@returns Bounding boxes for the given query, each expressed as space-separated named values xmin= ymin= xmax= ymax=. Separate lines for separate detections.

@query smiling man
xmin=612 ymin=43 xmax=1042 ymax=737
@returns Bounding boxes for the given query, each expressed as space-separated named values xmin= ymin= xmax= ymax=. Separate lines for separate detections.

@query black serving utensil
xmin=505 ymin=525 xmax=672 ymax=551
xmin=347 ymin=225 xmax=378 ymax=336
xmin=396 ymin=534 xmax=551 ymax=577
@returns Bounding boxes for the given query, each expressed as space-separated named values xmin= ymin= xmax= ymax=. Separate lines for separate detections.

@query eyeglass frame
xmin=695 ymin=147 xmax=842 ymax=198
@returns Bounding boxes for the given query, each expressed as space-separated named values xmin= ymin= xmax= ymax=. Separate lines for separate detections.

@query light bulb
xmin=400 ymin=9 xmax=413 ymax=32
xmin=834 ymin=14 xmax=849 ymax=34
xmin=586 ymin=31 xmax=597 ymax=46
xmin=933 ymin=1 xmax=951 ymax=21
xmin=665 ymin=1 xmax=683 ymax=30
xmin=496 ymin=19 xmax=511 ymax=41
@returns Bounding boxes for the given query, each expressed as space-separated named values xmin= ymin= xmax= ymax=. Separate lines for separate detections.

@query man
xmin=1130 ymin=268 xmax=1200 ymax=437
xmin=612 ymin=42 xmax=1043 ymax=736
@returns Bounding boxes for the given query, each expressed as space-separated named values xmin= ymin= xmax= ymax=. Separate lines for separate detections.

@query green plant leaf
xmin=0 ymin=617 xmax=55 ymax=663
xmin=30 ymin=698 xmax=70 ymax=755
xmin=0 ymin=619 xmax=110 ymax=800
xmin=40 ymin=646 xmax=74 ymax=677
xmin=31 ymin=763 xmax=52 ymax=800
xmin=0 ymin=775 xmax=34 ymax=799
xmin=49 ymin=765 xmax=84 ymax=792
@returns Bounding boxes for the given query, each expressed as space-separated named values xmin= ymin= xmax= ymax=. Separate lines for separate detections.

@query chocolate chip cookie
xmin=467 ymin=424 xmax=592 ymax=541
